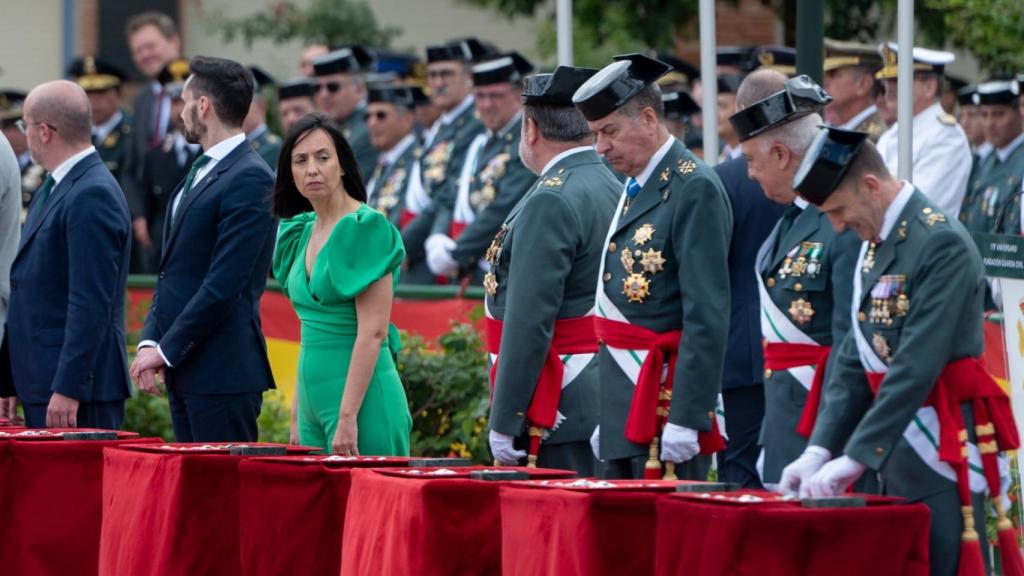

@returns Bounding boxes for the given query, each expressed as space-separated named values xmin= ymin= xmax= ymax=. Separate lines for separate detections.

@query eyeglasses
xmin=316 ymin=81 xmax=346 ymax=94
xmin=427 ymin=69 xmax=459 ymax=81
xmin=364 ymin=110 xmax=391 ymax=121
xmin=15 ymin=119 xmax=56 ymax=134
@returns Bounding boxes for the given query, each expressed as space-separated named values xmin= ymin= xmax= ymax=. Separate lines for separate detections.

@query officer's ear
xmin=522 ymin=115 xmax=538 ymax=146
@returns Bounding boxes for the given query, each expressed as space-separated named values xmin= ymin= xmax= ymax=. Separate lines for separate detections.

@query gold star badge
xmin=623 ymin=273 xmax=650 ymax=303
xmin=640 ymin=248 xmax=665 ymax=274
xmin=483 ymin=272 xmax=499 ymax=296
xmin=788 ymin=298 xmax=815 ymax=325
xmin=632 ymin=224 xmax=655 ymax=246
xmin=620 ymin=248 xmax=635 ymax=271
xmin=677 ymin=160 xmax=697 ymax=175
xmin=543 ymin=176 xmax=563 ymax=187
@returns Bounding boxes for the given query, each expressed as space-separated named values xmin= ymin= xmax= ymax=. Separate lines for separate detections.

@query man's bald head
xmin=736 ymin=69 xmax=788 ymax=110
xmin=26 ymin=80 xmax=92 ymax=146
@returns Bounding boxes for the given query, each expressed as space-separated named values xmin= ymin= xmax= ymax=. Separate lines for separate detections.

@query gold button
xmin=875 ymin=447 xmax=884 ymax=455
xmin=764 ymin=369 xmax=773 ymax=379
xmin=858 ymin=311 xmax=867 ymax=322
xmin=794 ymin=283 xmax=803 ymax=292
xmin=603 ymin=272 xmax=611 ymax=282
xmin=922 ymin=207 xmax=933 ymax=214
xmin=767 ymin=278 xmax=776 ymax=288
xmin=608 ymin=242 xmax=617 ymax=253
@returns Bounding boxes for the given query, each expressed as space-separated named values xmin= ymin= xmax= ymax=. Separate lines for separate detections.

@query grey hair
xmin=619 ymin=83 xmax=665 ymax=121
xmin=524 ymin=103 xmax=592 ymax=142
xmin=754 ymin=112 xmax=822 ymax=157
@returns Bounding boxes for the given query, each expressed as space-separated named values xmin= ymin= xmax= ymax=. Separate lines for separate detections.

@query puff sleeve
xmin=324 ymin=206 xmax=406 ymax=299
xmin=272 ymin=212 xmax=315 ymax=297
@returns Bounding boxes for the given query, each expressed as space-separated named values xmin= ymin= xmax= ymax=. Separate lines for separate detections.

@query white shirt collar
xmin=976 ymin=141 xmax=994 ymax=160
xmin=840 ymin=104 xmax=878 ymax=130
xmin=541 ymin=145 xmax=593 ymax=177
xmin=203 ymin=133 xmax=247 ymax=162
xmin=633 ymin=135 xmax=675 ymax=188
xmin=246 ymin=124 xmax=268 ymax=142
xmin=441 ymin=94 xmax=475 ymax=126
xmin=794 ymin=196 xmax=809 ymax=210
xmin=878 ymin=181 xmax=915 ymax=242
xmin=380 ymin=133 xmax=416 ymax=166
xmin=996 ymin=132 xmax=1024 ymax=163
xmin=51 ymin=146 xmax=96 ymax=184
xmin=92 ymin=110 xmax=124 ymax=143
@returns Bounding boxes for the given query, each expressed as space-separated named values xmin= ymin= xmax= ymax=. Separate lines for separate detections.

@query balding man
xmin=0 ymin=81 xmax=132 ymax=429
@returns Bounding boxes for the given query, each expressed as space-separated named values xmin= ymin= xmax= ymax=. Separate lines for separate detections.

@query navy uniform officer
xmin=728 ymin=70 xmax=861 ymax=486
xmin=574 ymin=54 xmax=732 ymax=480
xmin=781 ymin=127 xmax=1022 ymax=576
xmin=486 ymin=66 xmax=620 ymax=476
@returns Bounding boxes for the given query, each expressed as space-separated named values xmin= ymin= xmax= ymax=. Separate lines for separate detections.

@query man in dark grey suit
xmin=130 ymin=56 xmax=277 ymax=442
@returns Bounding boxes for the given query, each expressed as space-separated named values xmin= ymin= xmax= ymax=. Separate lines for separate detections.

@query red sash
xmin=399 ymin=208 xmax=415 ymax=230
xmin=486 ymin=315 xmax=598 ymax=430
xmin=763 ymin=342 xmax=832 ymax=437
xmin=867 ymin=358 xmax=1022 ymax=576
xmin=593 ymin=317 xmax=725 ymax=454
xmin=449 ymin=221 xmax=468 ymax=240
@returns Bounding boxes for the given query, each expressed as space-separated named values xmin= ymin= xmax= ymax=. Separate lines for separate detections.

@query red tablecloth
xmin=654 ymin=491 xmax=931 ymax=576
xmin=340 ymin=466 xmax=577 ymax=576
xmin=98 ymin=442 xmax=318 ymax=576
xmin=500 ymin=479 xmax=695 ymax=576
xmin=0 ymin=432 xmax=156 ymax=576
xmin=238 ymin=455 xmax=417 ymax=576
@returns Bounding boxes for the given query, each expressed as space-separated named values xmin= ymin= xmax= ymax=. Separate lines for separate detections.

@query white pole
xmin=699 ymin=0 xmax=718 ymax=166
xmin=556 ymin=0 xmax=573 ymax=66
xmin=897 ymin=0 xmax=914 ymax=181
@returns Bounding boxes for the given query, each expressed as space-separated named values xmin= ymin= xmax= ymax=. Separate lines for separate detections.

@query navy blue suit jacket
xmin=5 ymin=152 xmax=132 ymax=403
xmin=141 ymin=139 xmax=277 ymax=395
xmin=714 ymin=157 xmax=787 ymax=390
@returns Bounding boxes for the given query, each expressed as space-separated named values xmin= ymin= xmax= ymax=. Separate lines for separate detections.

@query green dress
xmin=274 ymin=204 xmax=412 ymax=454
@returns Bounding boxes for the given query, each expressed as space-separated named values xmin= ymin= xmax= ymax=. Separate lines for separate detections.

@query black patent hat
xmin=728 ymin=75 xmax=832 ymax=143
xmin=792 ymin=126 xmax=869 ymax=205
xmin=425 ymin=37 xmax=494 ymax=64
xmin=312 ymin=48 xmax=362 ymax=76
xmin=662 ymin=90 xmax=700 ymax=119
xmin=367 ymin=85 xmax=416 ymax=108
xmin=278 ymin=77 xmax=318 ymax=101
xmin=522 ymin=66 xmax=598 ymax=106
xmin=572 ymin=53 xmax=672 ymax=121
xmin=472 ymin=52 xmax=534 ymax=86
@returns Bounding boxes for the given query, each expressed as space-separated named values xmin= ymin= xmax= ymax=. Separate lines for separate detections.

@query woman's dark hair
xmin=273 ymin=112 xmax=367 ymax=218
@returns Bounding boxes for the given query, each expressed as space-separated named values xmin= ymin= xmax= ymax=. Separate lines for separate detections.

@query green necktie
xmin=27 ymin=175 xmax=55 ymax=221
xmin=174 ymin=154 xmax=212 ymax=219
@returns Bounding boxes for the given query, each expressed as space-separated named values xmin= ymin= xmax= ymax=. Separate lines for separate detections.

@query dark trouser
xmin=509 ymin=438 xmax=596 ymax=477
xmin=719 ymin=385 xmax=765 ymax=488
xmin=22 ymin=399 xmax=125 ymax=430
xmin=601 ymin=453 xmax=712 ymax=481
xmin=168 ymin=387 xmax=263 ymax=442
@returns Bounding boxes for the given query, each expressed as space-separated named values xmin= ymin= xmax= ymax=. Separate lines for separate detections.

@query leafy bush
xmin=399 ymin=320 xmax=492 ymax=464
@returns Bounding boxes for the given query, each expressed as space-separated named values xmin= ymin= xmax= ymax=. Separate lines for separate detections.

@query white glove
xmin=802 ymin=455 xmax=867 ymax=498
xmin=660 ymin=423 xmax=700 ymax=463
xmin=590 ymin=426 xmax=601 ymax=460
xmin=425 ymin=233 xmax=458 ymax=276
xmin=778 ymin=445 xmax=831 ymax=496
xmin=489 ymin=429 xmax=526 ymax=465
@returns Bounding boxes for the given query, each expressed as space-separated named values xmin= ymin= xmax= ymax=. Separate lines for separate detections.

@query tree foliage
xmin=922 ymin=0 xmax=1024 ymax=74
xmin=206 ymin=0 xmax=401 ymax=48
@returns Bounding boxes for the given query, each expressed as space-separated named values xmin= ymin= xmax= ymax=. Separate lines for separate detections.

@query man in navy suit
xmin=1 ymin=80 xmax=132 ymax=429
xmin=714 ymin=154 xmax=786 ymax=487
xmin=130 ymin=56 xmax=277 ymax=442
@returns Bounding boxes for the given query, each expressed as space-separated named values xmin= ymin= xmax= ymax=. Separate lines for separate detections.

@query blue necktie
xmin=626 ymin=177 xmax=641 ymax=199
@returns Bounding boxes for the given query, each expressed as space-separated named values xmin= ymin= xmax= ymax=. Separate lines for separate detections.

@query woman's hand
xmin=331 ymin=415 xmax=359 ymax=456
xmin=289 ymin=416 xmax=299 ymax=445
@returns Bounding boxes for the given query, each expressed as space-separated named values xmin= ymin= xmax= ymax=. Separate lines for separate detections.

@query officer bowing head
xmin=793 ymin=126 xmax=893 ymax=241
xmin=572 ymin=53 xmax=673 ymax=177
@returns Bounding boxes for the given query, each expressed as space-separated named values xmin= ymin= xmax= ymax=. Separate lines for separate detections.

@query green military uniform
xmin=248 ymin=125 xmax=282 ymax=170
xmin=487 ymin=148 xmax=620 ymax=473
xmin=822 ymin=39 xmax=887 ymax=143
xmin=367 ymin=135 xmax=419 ymax=229
xmin=400 ymin=97 xmax=484 ymax=284
xmin=756 ymin=202 xmax=860 ymax=483
xmin=439 ymin=115 xmax=537 ymax=283
xmin=595 ymin=138 xmax=732 ymax=479
xmin=340 ymin=105 xmax=377 ymax=183
xmin=811 ymin=185 xmax=993 ymax=576
xmin=851 ymin=108 xmax=888 ymax=143
xmin=93 ymin=111 xmax=133 ymax=183
xmin=18 ymin=155 xmax=44 ymax=224
xmin=962 ymin=136 xmax=1024 ymax=234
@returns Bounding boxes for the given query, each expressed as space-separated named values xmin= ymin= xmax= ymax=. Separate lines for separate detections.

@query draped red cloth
xmin=0 ymin=434 xmax=156 ymax=576
xmin=866 ymin=357 xmax=1021 ymax=576
xmin=593 ymin=317 xmax=724 ymax=453
xmin=762 ymin=341 xmax=832 ymax=437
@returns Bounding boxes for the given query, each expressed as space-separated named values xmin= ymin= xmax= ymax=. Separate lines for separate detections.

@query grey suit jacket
xmin=0 ymin=134 xmax=21 ymax=343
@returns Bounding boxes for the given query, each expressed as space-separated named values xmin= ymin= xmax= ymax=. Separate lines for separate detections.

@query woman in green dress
xmin=271 ymin=113 xmax=411 ymax=455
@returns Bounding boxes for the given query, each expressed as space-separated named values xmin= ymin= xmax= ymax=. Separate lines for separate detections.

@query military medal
xmin=788 ymin=298 xmax=815 ymax=325
xmin=483 ymin=272 xmax=498 ymax=296
xmin=799 ymin=242 xmax=823 ymax=278
xmin=623 ymin=273 xmax=650 ymax=303
xmin=791 ymin=256 xmax=807 ymax=277
xmin=632 ymin=224 xmax=655 ymax=246
xmin=896 ymin=293 xmax=910 ymax=317
xmin=640 ymin=249 xmax=665 ymax=274
xmin=620 ymin=248 xmax=635 ymax=271
xmin=872 ymin=333 xmax=891 ymax=363
xmin=778 ymin=246 xmax=798 ymax=279
xmin=861 ymin=242 xmax=876 ymax=274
